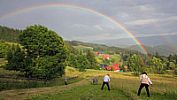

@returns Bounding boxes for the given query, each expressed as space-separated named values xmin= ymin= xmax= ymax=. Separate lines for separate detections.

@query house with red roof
xmin=104 ymin=63 xmax=120 ymax=72
xmin=102 ymin=54 xmax=110 ymax=60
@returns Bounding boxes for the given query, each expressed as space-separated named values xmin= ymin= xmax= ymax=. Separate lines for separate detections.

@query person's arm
xmin=108 ymin=77 xmax=110 ymax=82
xmin=140 ymin=75 xmax=143 ymax=83
xmin=148 ymin=77 xmax=152 ymax=85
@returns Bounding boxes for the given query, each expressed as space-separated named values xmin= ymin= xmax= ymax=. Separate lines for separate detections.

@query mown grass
xmin=29 ymin=84 xmax=131 ymax=100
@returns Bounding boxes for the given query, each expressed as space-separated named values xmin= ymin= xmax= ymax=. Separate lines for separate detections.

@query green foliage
xmin=86 ymin=50 xmax=99 ymax=69
xmin=110 ymin=54 xmax=121 ymax=63
xmin=19 ymin=25 xmax=66 ymax=57
xmin=32 ymin=56 xmax=66 ymax=79
xmin=174 ymin=68 xmax=177 ymax=75
xmin=0 ymin=42 xmax=10 ymax=58
xmin=67 ymin=53 xmax=76 ymax=68
xmin=168 ymin=62 xmax=176 ymax=70
xmin=165 ymin=54 xmax=177 ymax=74
xmin=5 ymin=44 xmax=25 ymax=71
xmin=16 ymin=25 xmax=68 ymax=79
xmin=150 ymin=57 xmax=164 ymax=74
xmin=0 ymin=58 xmax=7 ymax=67
xmin=128 ymin=54 xmax=144 ymax=74
xmin=66 ymin=45 xmax=99 ymax=71
xmin=0 ymin=25 xmax=20 ymax=42
xmin=168 ymin=54 xmax=177 ymax=63
xmin=103 ymin=59 xmax=111 ymax=65
xmin=77 ymin=54 xmax=89 ymax=71
xmin=67 ymin=53 xmax=89 ymax=72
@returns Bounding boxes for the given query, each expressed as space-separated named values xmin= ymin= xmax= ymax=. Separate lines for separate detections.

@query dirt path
xmin=0 ymin=79 xmax=88 ymax=100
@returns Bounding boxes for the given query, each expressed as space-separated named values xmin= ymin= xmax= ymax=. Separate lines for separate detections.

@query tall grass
xmin=0 ymin=67 xmax=82 ymax=91
xmin=0 ymin=77 xmax=83 ymax=91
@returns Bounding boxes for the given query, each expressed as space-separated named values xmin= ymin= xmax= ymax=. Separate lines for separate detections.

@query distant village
xmin=95 ymin=51 xmax=128 ymax=72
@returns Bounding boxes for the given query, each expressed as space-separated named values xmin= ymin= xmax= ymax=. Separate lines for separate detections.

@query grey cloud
xmin=0 ymin=0 xmax=177 ymax=43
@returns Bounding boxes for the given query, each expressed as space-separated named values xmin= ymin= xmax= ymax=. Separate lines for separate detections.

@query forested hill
xmin=65 ymin=40 xmax=142 ymax=55
xmin=0 ymin=25 xmax=21 ymax=42
xmin=128 ymin=45 xmax=177 ymax=57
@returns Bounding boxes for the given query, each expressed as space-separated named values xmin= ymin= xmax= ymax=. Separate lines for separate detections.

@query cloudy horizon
xmin=0 ymin=0 xmax=177 ymax=45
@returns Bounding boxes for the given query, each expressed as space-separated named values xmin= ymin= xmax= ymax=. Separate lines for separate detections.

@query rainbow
xmin=0 ymin=3 xmax=148 ymax=54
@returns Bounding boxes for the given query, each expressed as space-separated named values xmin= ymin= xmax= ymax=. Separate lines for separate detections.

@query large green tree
xmin=18 ymin=25 xmax=68 ymax=79
xmin=150 ymin=56 xmax=164 ymax=74
xmin=86 ymin=50 xmax=98 ymax=69
xmin=67 ymin=52 xmax=89 ymax=72
xmin=76 ymin=54 xmax=89 ymax=71
xmin=128 ymin=54 xmax=144 ymax=74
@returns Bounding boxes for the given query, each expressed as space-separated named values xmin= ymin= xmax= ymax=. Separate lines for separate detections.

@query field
xmin=0 ymin=66 xmax=177 ymax=100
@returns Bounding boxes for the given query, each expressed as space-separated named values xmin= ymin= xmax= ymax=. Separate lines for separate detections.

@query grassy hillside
xmin=66 ymin=40 xmax=142 ymax=55
xmin=0 ymin=26 xmax=176 ymax=100
xmin=0 ymin=68 xmax=176 ymax=100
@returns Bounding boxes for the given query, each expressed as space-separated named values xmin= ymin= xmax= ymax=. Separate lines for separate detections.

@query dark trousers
xmin=101 ymin=82 xmax=110 ymax=91
xmin=138 ymin=83 xmax=150 ymax=97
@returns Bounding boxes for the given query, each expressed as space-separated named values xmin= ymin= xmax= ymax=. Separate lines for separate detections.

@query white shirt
xmin=103 ymin=75 xmax=110 ymax=82
xmin=140 ymin=74 xmax=152 ymax=85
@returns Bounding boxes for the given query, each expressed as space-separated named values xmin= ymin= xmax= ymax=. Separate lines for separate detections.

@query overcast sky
xmin=0 ymin=0 xmax=177 ymax=44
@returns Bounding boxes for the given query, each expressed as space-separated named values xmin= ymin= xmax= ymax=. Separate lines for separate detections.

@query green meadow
xmin=0 ymin=67 xmax=177 ymax=100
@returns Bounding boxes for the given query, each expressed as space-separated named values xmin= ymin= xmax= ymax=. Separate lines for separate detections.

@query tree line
xmin=123 ymin=53 xmax=177 ymax=75
xmin=0 ymin=25 xmax=177 ymax=80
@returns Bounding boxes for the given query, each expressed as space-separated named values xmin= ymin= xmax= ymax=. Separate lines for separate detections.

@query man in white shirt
xmin=101 ymin=74 xmax=110 ymax=91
